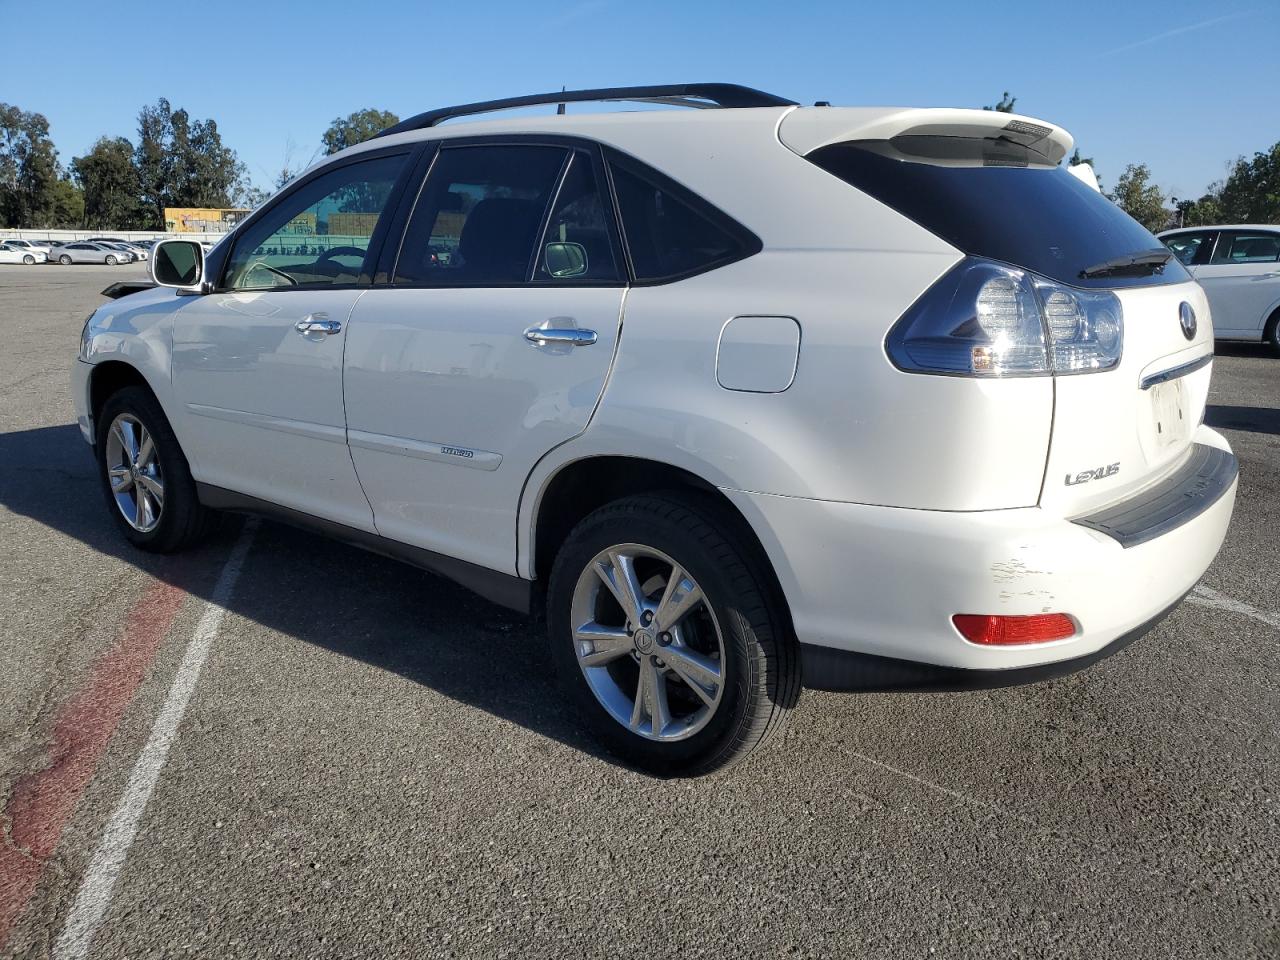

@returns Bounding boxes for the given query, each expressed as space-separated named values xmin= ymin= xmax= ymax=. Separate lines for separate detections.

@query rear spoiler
xmin=779 ymin=107 xmax=1074 ymax=167
xmin=101 ymin=280 xmax=156 ymax=300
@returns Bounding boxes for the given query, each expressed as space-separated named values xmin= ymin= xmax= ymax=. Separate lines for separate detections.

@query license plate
xmin=1150 ymin=379 xmax=1190 ymax=450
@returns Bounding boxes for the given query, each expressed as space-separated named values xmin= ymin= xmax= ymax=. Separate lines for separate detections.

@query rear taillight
xmin=952 ymin=613 xmax=1077 ymax=645
xmin=887 ymin=257 xmax=1122 ymax=377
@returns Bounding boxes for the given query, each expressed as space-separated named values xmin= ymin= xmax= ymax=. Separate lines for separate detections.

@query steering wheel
xmin=318 ymin=245 xmax=367 ymax=263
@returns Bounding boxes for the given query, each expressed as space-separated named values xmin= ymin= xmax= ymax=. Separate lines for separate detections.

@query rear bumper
xmin=723 ymin=426 xmax=1237 ymax=684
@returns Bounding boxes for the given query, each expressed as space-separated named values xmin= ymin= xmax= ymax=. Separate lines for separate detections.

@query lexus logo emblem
xmin=1179 ymin=302 xmax=1197 ymax=340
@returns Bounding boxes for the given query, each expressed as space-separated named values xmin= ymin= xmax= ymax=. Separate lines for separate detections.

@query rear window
xmin=808 ymin=140 xmax=1189 ymax=288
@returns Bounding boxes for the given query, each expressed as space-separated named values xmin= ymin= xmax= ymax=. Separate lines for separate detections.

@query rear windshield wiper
xmin=1079 ymin=248 xmax=1172 ymax=280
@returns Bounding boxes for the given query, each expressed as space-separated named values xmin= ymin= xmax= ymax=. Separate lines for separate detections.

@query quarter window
xmin=534 ymin=152 xmax=620 ymax=281
xmin=223 ymin=153 xmax=408 ymax=290
xmin=1211 ymin=231 xmax=1280 ymax=264
xmin=608 ymin=154 xmax=756 ymax=282
xmin=395 ymin=145 xmax=567 ymax=285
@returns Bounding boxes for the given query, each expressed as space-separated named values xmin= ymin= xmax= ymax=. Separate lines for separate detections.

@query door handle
xmin=294 ymin=313 xmax=342 ymax=337
xmin=523 ymin=326 xmax=597 ymax=347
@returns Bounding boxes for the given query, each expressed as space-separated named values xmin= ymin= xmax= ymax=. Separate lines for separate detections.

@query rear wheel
xmin=547 ymin=493 xmax=799 ymax=776
xmin=95 ymin=386 xmax=218 ymax=552
xmin=59 ymin=254 xmax=71 ymax=265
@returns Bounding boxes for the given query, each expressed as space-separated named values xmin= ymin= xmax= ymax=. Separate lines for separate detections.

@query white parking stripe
xmin=1188 ymin=584 xmax=1280 ymax=630
xmin=53 ymin=522 xmax=256 ymax=960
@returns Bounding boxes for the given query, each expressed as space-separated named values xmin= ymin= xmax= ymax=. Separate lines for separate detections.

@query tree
xmin=135 ymin=98 xmax=247 ymax=228
xmin=73 ymin=136 xmax=144 ymax=229
xmin=49 ymin=177 xmax=84 ymax=227
xmin=1068 ymin=148 xmax=1102 ymax=190
xmin=983 ymin=91 xmax=1017 ymax=113
xmin=322 ymin=108 xmax=400 ymax=154
xmin=1217 ymin=142 xmax=1280 ymax=224
xmin=1174 ymin=187 xmax=1224 ymax=229
xmin=0 ymin=103 xmax=61 ymax=227
xmin=1109 ymin=163 xmax=1169 ymax=233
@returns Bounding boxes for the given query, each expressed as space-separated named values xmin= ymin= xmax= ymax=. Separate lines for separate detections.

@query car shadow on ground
xmin=1206 ymin=404 xmax=1280 ymax=437
xmin=1213 ymin=341 xmax=1275 ymax=359
xmin=1 ymin=422 xmax=616 ymax=766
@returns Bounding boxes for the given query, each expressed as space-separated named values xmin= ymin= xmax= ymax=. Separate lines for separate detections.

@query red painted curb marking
xmin=0 ymin=579 xmax=188 ymax=950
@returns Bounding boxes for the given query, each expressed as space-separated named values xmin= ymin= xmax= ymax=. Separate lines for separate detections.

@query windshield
xmin=807 ymin=139 xmax=1189 ymax=289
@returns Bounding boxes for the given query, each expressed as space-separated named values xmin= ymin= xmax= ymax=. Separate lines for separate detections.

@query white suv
xmin=73 ymin=85 xmax=1238 ymax=775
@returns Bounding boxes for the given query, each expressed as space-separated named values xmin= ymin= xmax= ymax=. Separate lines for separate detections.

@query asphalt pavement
xmin=1 ymin=264 xmax=1276 ymax=959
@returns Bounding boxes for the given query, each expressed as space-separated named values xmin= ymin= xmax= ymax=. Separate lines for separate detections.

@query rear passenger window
xmin=396 ymin=145 xmax=566 ymax=285
xmin=1164 ymin=232 xmax=1216 ymax=266
xmin=608 ymin=154 xmax=758 ymax=282
xmin=1211 ymin=232 xmax=1280 ymax=264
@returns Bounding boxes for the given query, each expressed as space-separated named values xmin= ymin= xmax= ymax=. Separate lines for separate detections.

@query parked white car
xmin=55 ymin=242 xmax=129 ymax=265
xmin=0 ymin=241 xmax=47 ymax=264
xmin=72 ymin=84 xmax=1237 ymax=774
xmin=3 ymin=238 xmax=52 ymax=259
xmin=1159 ymin=225 xmax=1280 ymax=353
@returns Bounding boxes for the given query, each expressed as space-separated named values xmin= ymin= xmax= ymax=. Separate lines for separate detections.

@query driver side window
xmin=223 ymin=153 xmax=408 ymax=290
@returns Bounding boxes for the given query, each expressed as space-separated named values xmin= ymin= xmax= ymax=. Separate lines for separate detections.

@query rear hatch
xmin=785 ymin=107 xmax=1212 ymax=516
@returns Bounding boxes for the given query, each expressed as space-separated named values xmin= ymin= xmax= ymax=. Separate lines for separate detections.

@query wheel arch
xmin=525 ymin=454 xmax=794 ymax=636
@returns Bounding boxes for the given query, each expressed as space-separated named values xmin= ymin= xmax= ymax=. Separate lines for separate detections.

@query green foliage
xmin=1109 ymin=163 xmax=1170 ymax=233
xmin=73 ymin=137 xmax=144 ymax=229
xmin=1174 ymin=189 xmax=1224 ymax=228
xmin=0 ymin=103 xmax=62 ymax=227
xmin=1217 ymin=142 xmax=1280 ymax=223
xmin=983 ymin=91 xmax=1017 ymax=113
xmin=134 ymin=98 xmax=247 ymax=229
xmin=322 ymin=109 xmax=400 ymax=154
xmin=49 ymin=177 xmax=83 ymax=227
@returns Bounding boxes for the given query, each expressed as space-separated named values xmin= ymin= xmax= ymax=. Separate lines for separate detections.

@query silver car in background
xmin=54 ymin=242 xmax=129 ymax=265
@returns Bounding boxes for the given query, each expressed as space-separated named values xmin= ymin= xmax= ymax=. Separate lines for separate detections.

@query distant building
xmin=164 ymin=207 xmax=251 ymax=233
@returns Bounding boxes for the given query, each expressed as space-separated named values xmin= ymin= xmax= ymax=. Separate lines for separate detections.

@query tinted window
xmin=396 ymin=145 xmax=566 ymax=285
xmin=1163 ymin=231 xmax=1217 ymax=266
xmin=808 ymin=140 xmax=1190 ymax=288
xmin=1211 ymin=231 xmax=1280 ymax=264
xmin=608 ymin=155 xmax=756 ymax=282
xmin=223 ymin=153 xmax=407 ymax=290
xmin=534 ymin=152 xmax=620 ymax=281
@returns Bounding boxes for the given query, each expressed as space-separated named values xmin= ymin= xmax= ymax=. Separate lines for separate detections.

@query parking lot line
xmin=51 ymin=522 xmax=256 ymax=960
xmin=0 ymin=580 xmax=189 ymax=952
xmin=1189 ymin=584 xmax=1280 ymax=630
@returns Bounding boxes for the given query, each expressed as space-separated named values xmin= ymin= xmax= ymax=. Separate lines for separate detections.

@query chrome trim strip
xmin=347 ymin=429 xmax=502 ymax=471
xmin=1139 ymin=353 xmax=1213 ymax=390
xmin=185 ymin=403 xmax=347 ymax=443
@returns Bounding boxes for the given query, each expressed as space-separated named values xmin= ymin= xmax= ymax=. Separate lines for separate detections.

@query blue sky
xmin=4 ymin=0 xmax=1276 ymax=200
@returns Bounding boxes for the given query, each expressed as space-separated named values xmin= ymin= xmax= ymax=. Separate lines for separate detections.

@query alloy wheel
xmin=570 ymin=543 xmax=726 ymax=741
xmin=104 ymin=413 xmax=165 ymax=532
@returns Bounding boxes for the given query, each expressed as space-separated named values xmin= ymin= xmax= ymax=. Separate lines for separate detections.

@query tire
xmin=22 ymin=254 xmax=34 ymax=265
xmin=105 ymin=255 xmax=117 ymax=265
xmin=1266 ymin=310 xmax=1280 ymax=357
xmin=95 ymin=385 xmax=218 ymax=552
xmin=59 ymin=254 xmax=71 ymax=265
xmin=547 ymin=492 xmax=800 ymax=776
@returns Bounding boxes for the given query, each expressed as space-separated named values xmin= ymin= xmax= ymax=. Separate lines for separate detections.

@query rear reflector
xmin=952 ymin=613 xmax=1076 ymax=646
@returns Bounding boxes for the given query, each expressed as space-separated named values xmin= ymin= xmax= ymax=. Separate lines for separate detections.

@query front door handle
xmin=294 ymin=313 xmax=342 ymax=337
xmin=524 ymin=326 xmax=597 ymax=347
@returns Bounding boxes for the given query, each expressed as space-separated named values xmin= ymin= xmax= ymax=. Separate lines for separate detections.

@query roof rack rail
xmin=375 ymin=84 xmax=798 ymax=138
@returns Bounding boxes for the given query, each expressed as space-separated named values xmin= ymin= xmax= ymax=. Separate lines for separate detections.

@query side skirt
xmin=195 ymin=483 xmax=533 ymax=614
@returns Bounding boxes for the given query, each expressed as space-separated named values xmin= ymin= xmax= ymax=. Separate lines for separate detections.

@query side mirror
xmin=151 ymin=239 xmax=206 ymax=291
xmin=544 ymin=241 xmax=588 ymax=279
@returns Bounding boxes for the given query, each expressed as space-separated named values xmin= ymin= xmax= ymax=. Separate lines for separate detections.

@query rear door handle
xmin=524 ymin=326 xmax=597 ymax=347
xmin=294 ymin=313 xmax=342 ymax=337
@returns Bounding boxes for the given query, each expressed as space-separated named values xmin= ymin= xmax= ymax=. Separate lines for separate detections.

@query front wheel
xmin=95 ymin=386 xmax=218 ymax=552
xmin=59 ymin=254 xmax=71 ymax=265
xmin=22 ymin=254 xmax=34 ymax=265
xmin=547 ymin=493 xmax=799 ymax=776
xmin=105 ymin=254 xmax=117 ymax=265
xmin=1266 ymin=310 xmax=1280 ymax=357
